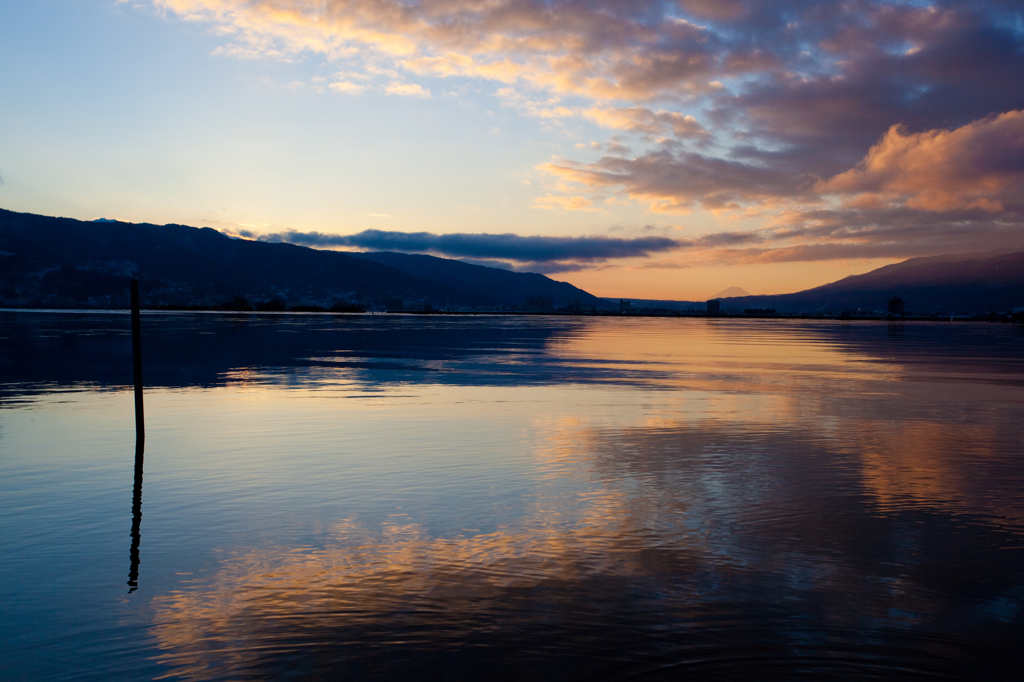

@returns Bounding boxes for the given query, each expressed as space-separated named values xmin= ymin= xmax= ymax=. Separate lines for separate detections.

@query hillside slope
xmin=718 ymin=249 xmax=1024 ymax=314
xmin=0 ymin=208 xmax=602 ymax=310
xmin=350 ymin=251 xmax=609 ymax=309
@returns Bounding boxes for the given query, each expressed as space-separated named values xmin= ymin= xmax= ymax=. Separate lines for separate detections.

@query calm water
xmin=2 ymin=311 xmax=1023 ymax=681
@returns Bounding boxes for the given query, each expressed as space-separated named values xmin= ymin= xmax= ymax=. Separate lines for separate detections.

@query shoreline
xmin=2 ymin=306 xmax=1018 ymax=323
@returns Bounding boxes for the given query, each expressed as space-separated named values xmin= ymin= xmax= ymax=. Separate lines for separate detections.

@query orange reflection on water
xmin=551 ymin=318 xmax=902 ymax=390
xmin=854 ymin=420 xmax=1024 ymax=521
xmin=151 ymin=492 xmax=669 ymax=680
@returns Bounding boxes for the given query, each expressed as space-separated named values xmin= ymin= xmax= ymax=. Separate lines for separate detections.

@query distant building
xmin=707 ymin=299 xmax=721 ymax=316
xmin=888 ymin=296 xmax=906 ymax=315
xmin=620 ymin=299 xmax=631 ymax=313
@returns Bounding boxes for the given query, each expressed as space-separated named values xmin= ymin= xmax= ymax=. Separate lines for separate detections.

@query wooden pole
xmin=130 ymin=280 xmax=144 ymax=441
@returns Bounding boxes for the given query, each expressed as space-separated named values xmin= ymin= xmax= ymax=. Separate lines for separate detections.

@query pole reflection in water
xmin=128 ymin=435 xmax=144 ymax=593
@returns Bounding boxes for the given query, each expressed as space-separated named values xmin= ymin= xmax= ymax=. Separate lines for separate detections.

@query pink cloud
xmin=531 ymin=194 xmax=602 ymax=212
xmin=819 ymin=110 xmax=1024 ymax=213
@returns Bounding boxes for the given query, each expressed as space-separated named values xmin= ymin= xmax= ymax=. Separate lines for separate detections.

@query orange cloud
xmin=384 ymin=81 xmax=431 ymax=97
xmin=328 ymin=80 xmax=365 ymax=94
xmin=583 ymin=106 xmax=707 ymax=139
xmin=531 ymin=194 xmax=601 ymax=212
xmin=819 ymin=110 xmax=1024 ymax=213
xmin=151 ymin=0 xmax=721 ymax=102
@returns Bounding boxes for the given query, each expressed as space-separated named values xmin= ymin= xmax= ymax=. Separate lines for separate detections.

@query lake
xmin=2 ymin=311 xmax=1023 ymax=680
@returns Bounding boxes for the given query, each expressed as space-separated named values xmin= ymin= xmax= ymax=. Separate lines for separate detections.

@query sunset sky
xmin=2 ymin=0 xmax=1023 ymax=299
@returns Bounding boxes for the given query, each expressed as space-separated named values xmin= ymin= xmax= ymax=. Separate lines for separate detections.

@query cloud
xmin=329 ymin=80 xmax=366 ymax=95
xmin=494 ymin=88 xmax=575 ymax=119
xmin=148 ymin=0 xmax=730 ymax=103
xmin=458 ymin=257 xmax=595 ymax=275
xmin=151 ymin=1 xmax=1023 ymax=119
xmin=545 ymin=109 xmax=1024 ymax=220
xmin=720 ymin=8 xmax=1024 ymax=174
xmin=818 ymin=110 xmax=1024 ymax=213
xmin=384 ymin=81 xmax=431 ymax=98
xmin=258 ymin=229 xmax=686 ymax=264
xmin=705 ymin=202 xmax=1024 ymax=264
xmin=584 ymin=107 xmax=708 ymax=140
xmin=531 ymin=194 xmax=601 ymax=212
xmin=540 ymin=149 xmax=809 ymax=213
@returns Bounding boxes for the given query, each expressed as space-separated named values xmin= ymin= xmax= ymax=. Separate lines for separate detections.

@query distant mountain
xmin=712 ymin=286 xmax=750 ymax=298
xmin=717 ymin=249 xmax=1024 ymax=314
xmin=0 ymin=208 xmax=609 ymax=310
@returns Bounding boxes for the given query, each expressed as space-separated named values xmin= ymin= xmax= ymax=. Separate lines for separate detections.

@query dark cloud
xmin=259 ymin=229 xmax=687 ymax=264
xmin=451 ymin=258 xmax=597 ymax=275
xmin=721 ymin=202 xmax=1024 ymax=264
xmin=548 ymin=1 xmax=1024 ymax=229
xmin=516 ymin=261 xmax=599 ymax=275
xmin=543 ymin=148 xmax=812 ymax=212
xmin=697 ymin=230 xmax=766 ymax=247
xmin=726 ymin=18 xmax=1024 ymax=173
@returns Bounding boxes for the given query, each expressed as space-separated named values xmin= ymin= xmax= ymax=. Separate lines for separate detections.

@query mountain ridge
xmin=714 ymin=250 xmax=1024 ymax=314
xmin=2 ymin=208 xmax=1022 ymax=314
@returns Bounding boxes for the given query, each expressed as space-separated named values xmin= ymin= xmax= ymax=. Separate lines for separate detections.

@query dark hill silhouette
xmin=4 ymin=207 xmax=1020 ymax=314
xmin=0 ymin=208 xmax=607 ymax=310
xmin=717 ymin=249 xmax=1024 ymax=314
xmin=348 ymin=251 xmax=609 ymax=309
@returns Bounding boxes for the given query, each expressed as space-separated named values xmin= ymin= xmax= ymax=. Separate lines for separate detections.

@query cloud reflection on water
xmin=3 ymin=312 xmax=1022 ymax=679
xmin=149 ymin=405 xmax=1024 ymax=679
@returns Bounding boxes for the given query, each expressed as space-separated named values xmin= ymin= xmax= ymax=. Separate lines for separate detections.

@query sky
xmin=1 ymin=0 xmax=1023 ymax=300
